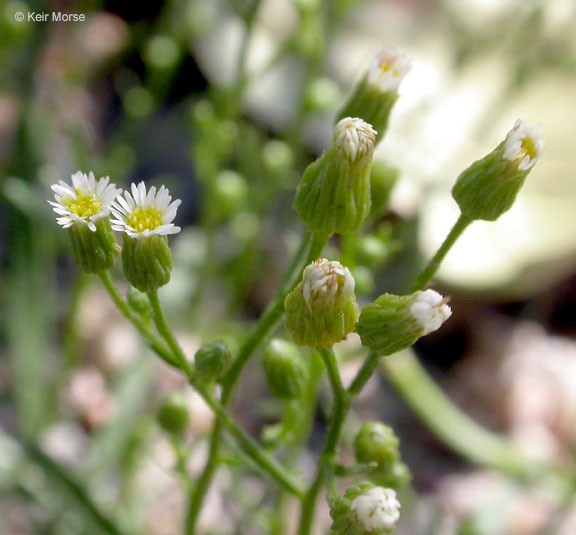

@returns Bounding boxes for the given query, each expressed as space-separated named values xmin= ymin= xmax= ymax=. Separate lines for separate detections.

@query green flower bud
xmin=156 ymin=393 xmax=189 ymax=435
xmin=49 ymin=171 xmax=121 ymax=273
xmin=194 ymin=341 xmax=233 ymax=380
xmin=338 ymin=48 xmax=411 ymax=142
xmin=67 ymin=219 xmax=119 ymax=273
xmin=452 ymin=119 xmax=544 ymax=221
xmin=294 ymin=118 xmax=376 ymax=235
xmin=111 ymin=182 xmax=181 ymax=293
xmin=285 ymin=259 xmax=359 ymax=348
xmin=372 ymin=461 xmax=411 ymax=491
xmin=127 ymin=287 xmax=152 ymax=316
xmin=330 ymin=484 xmax=401 ymax=535
xmin=354 ymin=422 xmax=400 ymax=469
xmin=356 ymin=289 xmax=452 ymax=356
xmin=262 ymin=339 xmax=308 ymax=399
xmin=121 ymin=235 xmax=173 ymax=293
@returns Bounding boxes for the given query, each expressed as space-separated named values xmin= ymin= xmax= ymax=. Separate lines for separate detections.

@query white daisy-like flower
xmin=410 ymin=289 xmax=452 ymax=336
xmin=367 ymin=47 xmax=412 ymax=93
xmin=49 ymin=171 xmax=120 ymax=232
xmin=333 ymin=117 xmax=377 ymax=161
xmin=302 ymin=258 xmax=355 ymax=311
xmin=503 ymin=119 xmax=545 ymax=171
xmin=350 ymin=487 xmax=401 ymax=532
xmin=111 ymin=182 xmax=181 ymax=238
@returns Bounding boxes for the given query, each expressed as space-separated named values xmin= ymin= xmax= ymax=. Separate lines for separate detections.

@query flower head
xmin=367 ymin=47 xmax=412 ymax=92
xmin=409 ymin=289 xmax=452 ymax=336
xmin=49 ymin=171 xmax=120 ymax=231
xmin=333 ymin=117 xmax=377 ymax=161
xmin=350 ymin=487 xmax=401 ymax=532
xmin=111 ymin=182 xmax=181 ymax=238
xmin=503 ymin=119 xmax=545 ymax=171
xmin=302 ymin=258 xmax=355 ymax=312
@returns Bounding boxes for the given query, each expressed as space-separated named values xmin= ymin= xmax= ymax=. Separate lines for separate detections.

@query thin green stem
xmin=381 ymin=350 xmax=537 ymax=477
xmin=98 ymin=272 xmax=175 ymax=366
xmin=185 ymin=231 xmax=327 ymax=534
xmin=347 ymin=351 xmax=381 ymax=398
xmin=298 ymin=348 xmax=348 ymax=535
xmin=147 ymin=289 xmax=194 ymax=377
xmin=411 ymin=213 xmax=471 ymax=291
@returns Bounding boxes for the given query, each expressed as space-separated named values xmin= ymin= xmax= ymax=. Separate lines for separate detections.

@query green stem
xmin=347 ymin=351 xmax=381 ymax=398
xmin=24 ymin=441 xmax=126 ymax=535
xmin=381 ymin=350 xmax=536 ymax=477
xmin=147 ymin=290 xmax=194 ymax=377
xmin=411 ymin=213 xmax=471 ymax=291
xmin=185 ymin=231 xmax=327 ymax=534
xmin=298 ymin=348 xmax=348 ymax=535
xmin=98 ymin=272 xmax=175 ymax=367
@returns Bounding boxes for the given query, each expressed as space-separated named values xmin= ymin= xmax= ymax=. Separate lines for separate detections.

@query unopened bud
xmin=452 ymin=119 xmax=544 ymax=221
xmin=194 ymin=341 xmax=233 ymax=380
xmin=262 ymin=339 xmax=308 ymax=399
xmin=156 ymin=393 xmax=189 ymax=435
xmin=356 ymin=289 xmax=452 ymax=355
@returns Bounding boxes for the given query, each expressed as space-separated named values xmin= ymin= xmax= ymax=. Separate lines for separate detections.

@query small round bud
xmin=295 ymin=118 xmax=376 ymax=235
xmin=452 ymin=119 xmax=544 ymax=221
xmin=338 ymin=48 xmax=411 ymax=142
xmin=194 ymin=341 xmax=233 ymax=380
xmin=373 ymin=461 xmax=412 ymax=490
xmin=262 ymin=339 xmax=308 ymax=399
xmin=285 ymin=259 xmax=359 ymax=348
xmin=127 ymin=287 xmax=152 ymax=316
xmin=354 ymin=422 xmax=400 ymax=469
xmin=330 ymin=484 xmax=401 ymax=535
xmin=156 ymin=393 xmax=189 ymax=435
xmin=356 ymin=289 xmax=452 ymax=355
xmin=121 ymin=235 xmax=173 ymax=293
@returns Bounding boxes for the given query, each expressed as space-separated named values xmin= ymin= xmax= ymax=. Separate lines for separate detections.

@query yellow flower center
xmin=126 ymin=206 xmax=163 ymax=232
xmin=519 ymin=136 xmax=537 ymax=161
xmin=63 ymin=188 xmax=101 ymax=218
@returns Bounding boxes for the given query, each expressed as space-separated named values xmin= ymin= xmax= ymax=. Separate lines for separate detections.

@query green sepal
xmin=285 ymin=283 xmax=359 ymax=349
xmin=452 ymin=142 xmax=530 ymax=221
xmin=194 ymin=340 xmax=234 ymax=381
xmin=67 ymin=219 xmax=118 ymax=274
xmin=338 ymin=78 xmax=398 ymax=143
xmin=121 ymin=235 xmax=173 ymax=293
xmin=262 ymin=339 xmax=308 ymax=399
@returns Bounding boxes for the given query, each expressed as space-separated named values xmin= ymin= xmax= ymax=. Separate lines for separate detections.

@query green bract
xmin=294 ymin=117 xmax=376 ymax=235
xmin=285 ymin=259 xmax=359 ymax=348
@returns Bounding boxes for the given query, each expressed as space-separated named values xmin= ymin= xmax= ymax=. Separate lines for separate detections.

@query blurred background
xmin=1 ymin=0 xmax=576 ymax=533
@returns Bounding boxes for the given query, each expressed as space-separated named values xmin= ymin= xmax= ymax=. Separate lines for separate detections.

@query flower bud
xmin=338 ymin=48 xmax=411 ymax=142
xmin=194 ymin=341 xmax=233 ymax=381
xmin=452 ymin=119 xmax=544 ymax=221
xmin=294 ymin=118 xmax=376 ymax=235
xmin=285 ymin=259 xmax=359 ymax=348
xmin=127 ymin=287 xmax=152 ymax=317
xmin=121 ymin=235 xmax=173 ymax=293
xmin=354 ymin=422 xmax=400 ymax=469
xmin=67 ymin=219 xmax=119 ymax=273
xmin=156 ymin=393 xmax=189 ymax=435
xmin=330 ymin=484 xmax=401 ymax=535
xmin=356 ymin=289 xmax=452 ymax=355
xmin=262 ymin=339 xmax=308 ymax=399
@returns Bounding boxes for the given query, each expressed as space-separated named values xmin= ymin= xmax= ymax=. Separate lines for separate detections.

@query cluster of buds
xmin=330 ymin=484 xmax=401 ymax=535
xmin=49 ymin=172 xmax=181 ymax=291
xmin=356 ymin=290 xmax=452 ymax=356
xmin=452 ymin=119 xmax=545 ymax=221
xmin=338 ymin=47 xmax=411 ymax=142
xmin=294 ymin=117 xmax=376 ymax=236
xmin=285 ymin=258 xmax=359 ymax=348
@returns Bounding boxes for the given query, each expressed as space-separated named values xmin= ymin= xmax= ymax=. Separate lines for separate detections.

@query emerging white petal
xmin=302 ymin=258 xmax=355 ymax=310
xmin=503 ymin=119 xmax=545 ymax=171
xmin=367 ymin=47 xmax=412 ymax=92
xmin=333 ymin=117 xmax=377 ymax=161
xmin=410 ymin=289 xmax=452 ymax=336
xmin=48 ymin=171 xmax=120 ymax=231
xmin=350 ymin=487 xmax=401 ymax=532
xmin=110 ymin=181 xmax=181 ymax=238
